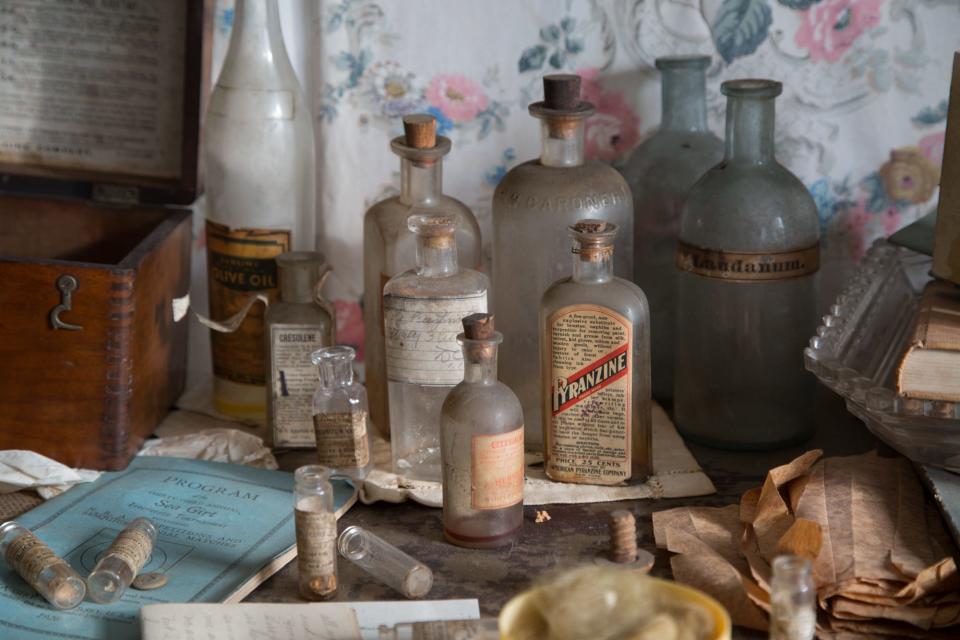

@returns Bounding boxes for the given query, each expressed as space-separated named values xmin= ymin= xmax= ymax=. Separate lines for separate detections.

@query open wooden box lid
xmin=0 ymin=1 xmax=210 ymax=206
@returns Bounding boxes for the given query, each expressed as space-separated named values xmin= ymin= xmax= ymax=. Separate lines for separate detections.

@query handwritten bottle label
xmin=313 ymin=410 xmax=370 ymax=469
xmin=383 ymin=292 xmax=487 ymax=386
xmin=471 ymin=427 xmax=525 ymax=510
xmin=676 ymin=240 xmax=820 ymax=282
xmin=545 ymin=305 xmax=632 ymax=485
xmin=270 ymin=324 xmax=329 ymax=447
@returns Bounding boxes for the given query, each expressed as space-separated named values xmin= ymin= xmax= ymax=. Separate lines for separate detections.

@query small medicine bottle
xmin=0 ymin=521 xmax=86 ymax=609
xmin=87 ymin=517 xmax=158 ymax=603
xmin=770 ymin=555 xmax=816 ymax=640
xmin=294 ymin=465 xmax=338 ymax=600
xmin=338 ymin=525 xmax=432 ymax=599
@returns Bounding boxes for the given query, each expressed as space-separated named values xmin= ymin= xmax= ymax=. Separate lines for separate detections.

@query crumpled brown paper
xmin=653 ymin=451 xmax=960 ymax=638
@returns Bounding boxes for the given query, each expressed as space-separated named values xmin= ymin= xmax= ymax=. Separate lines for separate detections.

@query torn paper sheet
xmin=138 ymin=428 xmax=278 ymax=470
xmin=0 ymin=450 xmax=101 ymax=499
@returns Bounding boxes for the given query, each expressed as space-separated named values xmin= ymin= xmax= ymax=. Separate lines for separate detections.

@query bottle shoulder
xmin=541 ymin=277 xmax=649 ymax=318
xmin=384 ymin=268 xmax=489 ymax=298
xmin=619 ymin=131 xmax=724 ymax=188
xmin=494 ymin=159 xmax=630 ymax=199
xmin=443 ymin=381 xmax=524 ymax=424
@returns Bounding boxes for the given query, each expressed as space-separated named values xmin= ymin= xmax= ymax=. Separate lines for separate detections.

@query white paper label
xmin=383 ymin=292 xmax=487 ymax=386
xmin=270 ymin=324 xmax=328 ymax=447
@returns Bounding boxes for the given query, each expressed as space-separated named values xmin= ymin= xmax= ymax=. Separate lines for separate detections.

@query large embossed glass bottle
xmin=383 ymin=214 xmax=488 ymax=481
xmin=674 ymin=80 xmax=820 ymax=449
xmin=618 ymin=56 xmax=723 ymax=401
xmin=441 ymin=314 xmax=524 ymax=548
xmin=364 ymin=115 xmax=481 ymax=440
xmin=205 ymin=0 xmax=315 ymax=418
xmin=540 ymin=221 xmax=651 ymax=485
xmin=493 ymin=75 xmax=633 ymax=450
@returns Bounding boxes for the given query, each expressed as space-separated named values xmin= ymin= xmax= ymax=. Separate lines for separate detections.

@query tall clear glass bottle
xmin=618 ymin=56 xmax=723 ymax=401
xmin=266 ymin=252 xmax=335 ymax=448
xmin=441 ymin=314 xmax=524 ymax=548
xmin=493 ymin=75 xmax=633 ymax=450
xmin=383 ymin=214 xmax=488 ymax=482
xmin=675 ymin=80 xmax=820 ymax=449
xmin=204 ymin=0 xmax=316 ymax=419
xmin=540 ymin=221 xmax=652 ymax=485
xmin=311 ymin=346 xmax=373 ymax=480
xmin=364 ymin=114 xmax=482 ymax=441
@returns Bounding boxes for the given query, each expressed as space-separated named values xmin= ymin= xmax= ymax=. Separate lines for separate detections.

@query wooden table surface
xmin=247 ymin=387 xmax=882 ymax=638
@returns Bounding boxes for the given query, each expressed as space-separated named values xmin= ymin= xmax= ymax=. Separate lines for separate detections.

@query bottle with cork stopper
xmin=440 ymin=313 xmax=524 ymax=548
xmin=540 ymin=219 xmax=652 ymax=486
xmin=363 ymin=114 xmax=482 ymax=443
xmin=492 ymin=74 xmax=634 ymax=452
xmin=383 ymin=213 xmax=488 ymax=482
xmin=265 ymin=251 xmax=335 ymax=448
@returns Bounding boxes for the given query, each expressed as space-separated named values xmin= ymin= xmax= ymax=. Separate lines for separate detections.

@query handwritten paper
xmin=141 ymin=603 xmax=362 ymax=640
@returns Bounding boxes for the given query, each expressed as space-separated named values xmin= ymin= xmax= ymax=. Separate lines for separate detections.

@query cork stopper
xmin=403 ymin=114 xmax=436 ymax=149
xmin=543 ymin=74 xmax=581 ymax=111
xmin=572 ymin=220 xmax=608 ymax=234
xmin=570 ymin=219 xmax=618 ymax=261
xmin=462 ymin=313 xmax=495 ymax=340
xmin=408 ymin=213 xmax=457 ymax=249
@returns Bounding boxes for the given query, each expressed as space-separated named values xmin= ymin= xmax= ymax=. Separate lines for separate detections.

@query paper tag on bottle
xmin=313 ymin=410 xmax=370 ymax=469
xmin=676 ymin=240 xmax=820 ymax=282
xmin=546 ymin=305 xmax=632 ymax=485
xmin=294 ymin=506 xmax=336 ymax=580
xmin=206 ymin=221 xmax=290 ymax=385
xmin=383 ymin=292 xmax=487 ymax=386
xmin=4 ymin=531 xmax=61 ymax=588
xmin=270 ymin=324 xmax=329 ymax=448
xmin=471 ymin=427 xmax=525 ymax=510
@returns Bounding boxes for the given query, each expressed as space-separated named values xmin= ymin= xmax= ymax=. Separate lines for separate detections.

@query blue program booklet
xmin=0 ymin=456 xmax=357 ymax=640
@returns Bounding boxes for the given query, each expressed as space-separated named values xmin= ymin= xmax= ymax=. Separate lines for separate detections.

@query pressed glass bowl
xmin=805 ymin=240 xmax=960 ymax=470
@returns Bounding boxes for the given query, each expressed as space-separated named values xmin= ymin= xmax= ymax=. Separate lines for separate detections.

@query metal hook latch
xmin=50 ymin=275 xmax=82 ymax=331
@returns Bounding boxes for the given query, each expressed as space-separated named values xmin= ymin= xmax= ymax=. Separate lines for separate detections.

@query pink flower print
xmin=334 ymin=299 xmax=365 ymax=362
xmin=426 ymin=74 xmax=488 ymax=122
xmin=919 ymin=131 xmax=946 ymax=168
xmin=882 ymin=207 xmax=901 ymax=236
xmin=576 ymin=68 xmax=641 ymax=162
xmin=845 ymin=200 xmax=872 ymax=261
xmin=794 ymin=0 xmax=884 ymax=63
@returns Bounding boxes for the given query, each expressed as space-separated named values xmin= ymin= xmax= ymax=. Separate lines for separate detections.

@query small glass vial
xmin=0 ymin=521 xmax=85 ymax=609
xmin=267 ymin=251 xmax=336 ymax=448
xmin=338 ymin=525 xmax=433 ymax=599
xmin=378 ymin=619 xmax=500 ymax=640
xmin=294 ymin=465 xmax=338 ymax=600
xmin=540 ymin=220 xmax=652 ymax=485
xmin=384 ymin=214 xmax=488 ymax=482
xmin=441 ymin=313 xmax=524 ymax=548
xmin=363 ymin=114 xmax=482 ymax=440
xmin=87 ymin=517 xmax=158 ymax=604
xmin=618 ymin=55 xmax=723 ymax=401
xmin=493 ymin=74 xmax=634 ymax=450
xmin=674 ymin=80 xmax=820 ymax=449
xmin=769 ymin=555 xmax=816 ymax=640
xmin=311 ymin=346 xmax=373 ymax=480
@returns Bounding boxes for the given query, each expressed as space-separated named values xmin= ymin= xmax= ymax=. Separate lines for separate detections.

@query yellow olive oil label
xmin=312 ymin=411 xmax=370 ymax=469
xmin=206 ymin=220 xmax=290 ymax=385
xmin=270 ymin=324 xmax=329 ymax=448
xmin=471 ymin=427 xmax=525 ymax=510
xmin=676 ymin=240 xmax=820 ymax=282
xmin=545 ymin=305 xmax=632 ymax=485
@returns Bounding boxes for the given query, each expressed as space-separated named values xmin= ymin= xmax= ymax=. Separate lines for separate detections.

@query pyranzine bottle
xmin=492 ymin=74 xmax=633 ymax=451
xmin=204 ymin=0 xmax=316 ymax=419
xmin=441 ymin=313 xmax=524 ymax=548
xmin=540 ymin=220 xmax=651 ymax=485
xmin=363 ymin=115 xmax=481 ymax=440
xmin=674 ymin=80 xmax=820 ymax=449
xmin=618 ymin=56 xmax=723 ymax=401
xmin=383 ymin=214 xmax=488 ymax=481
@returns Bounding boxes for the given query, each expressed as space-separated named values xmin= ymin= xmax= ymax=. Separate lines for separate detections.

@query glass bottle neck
xmin=219 ymin=0 xmax=290 ymax=87
xmin=463 ymin=347 xmax=498 ymax=384
xmin=661 ymin=67 xmax=708 ymax=132
xmin=572 ymin=249 xmax=614 ymax=284
xmin=400 ymin=159 xmax=442 ymax=206
xmin=318 ymin=359 xmax=353 ymax=388
xmin=540 ymin=119 xmax=586 ymax=167
xmin=724 ymin=96 xmax=775 ymax=164
xmin=416 ymin=239 xmax=458 ymax=277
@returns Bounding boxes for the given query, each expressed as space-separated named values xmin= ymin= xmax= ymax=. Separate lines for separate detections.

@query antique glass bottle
xmin=364 ymin=114 xmax=482 ymax=441
xmin=440 ymin=314 xmax=524 ymax=548
xmin=204 ymin=0 xmax=316 ymax=419
xmin=0 ymin=521 xmax=85 ymax=610
xmin=540 ymin=221 xmax=652 ymax=485
xmin=493 ymin=74 xmax=633 ymax=450
xmin=675 ymin=80 xmax=820 ymax=449
xmin=338 ymin=526 xmax=433 ymax=599
xmin=311 ymin=346 xmax=373 ymax=480
xmin=618 ymin=56 xmax=723 ymax=401
xmin=770 ymin=555 xmax=816 ymax=640
xmin=383 ymin=214 xmax=488 ymax=481
xmin=266 ymin=252 xmax=335 ymax=448
xmin=87 ymin=517 xmax=157 ymax=604
xmin=294 ymin=465 xmax=338 ymax=601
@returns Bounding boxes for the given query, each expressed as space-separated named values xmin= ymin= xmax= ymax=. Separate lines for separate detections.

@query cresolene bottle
xmin=363 ymin=114 xmax=482 ymax=440
xmin=618 ymin=55 xmax=723 ymax=401
xmin=540 ymin=220 xmax=652 ymax=485
xmin=674 ymin=79 xmax=820 ymax=449
xmin=204 ymin=0 xmax=316 ymax=419
xmin=311 ymin=346 xmax=374 ymax=480
xmin=493 ymin=74 xmax=633 ymax=450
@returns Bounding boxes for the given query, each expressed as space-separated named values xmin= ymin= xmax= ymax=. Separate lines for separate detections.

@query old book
xmin=0 ymin=457 xmax=357 ymax=640
xmin=897 ymin=281 xmax=960 ymax=401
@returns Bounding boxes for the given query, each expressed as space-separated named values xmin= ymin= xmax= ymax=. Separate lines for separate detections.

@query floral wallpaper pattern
xmin=208 ymin=0 xmax=959 ymax=359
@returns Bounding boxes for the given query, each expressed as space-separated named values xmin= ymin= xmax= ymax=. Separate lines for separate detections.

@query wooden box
xmin=0 ymin=1 xmax=209 ymax=469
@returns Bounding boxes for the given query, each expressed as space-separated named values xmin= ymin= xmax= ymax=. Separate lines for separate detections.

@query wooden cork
xmin=572 ymin=220 xmax=608 ymax=234
xmin=543 ymin=74 xmax=581 ymax=111
xmin=462 ymin=313 xmax=495 ymax=340
xmin=403 ymin=114 xmax=436 ymax=149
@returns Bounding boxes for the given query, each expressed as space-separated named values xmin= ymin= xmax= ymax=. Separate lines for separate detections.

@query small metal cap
xmin=462 ymin=313 xmax=495 ymax=340
xmin=403 ymin=114 xmax=436 ymax=149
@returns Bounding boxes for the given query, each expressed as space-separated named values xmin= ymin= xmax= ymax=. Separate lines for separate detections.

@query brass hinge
xmin=92 ymin=184 xmax=140 ymax=206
